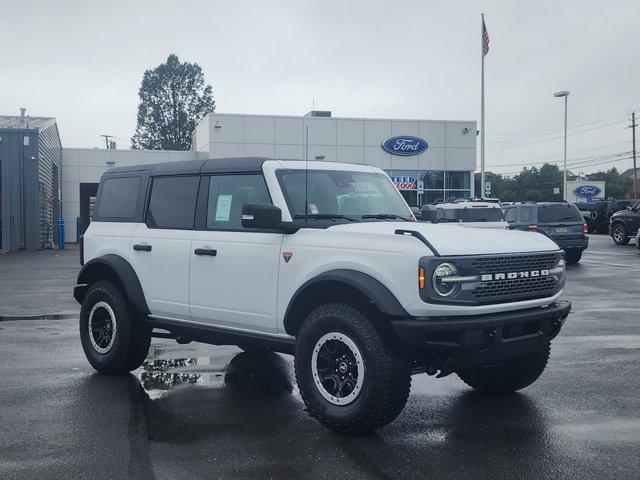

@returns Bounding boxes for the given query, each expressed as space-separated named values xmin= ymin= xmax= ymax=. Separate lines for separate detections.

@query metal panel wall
xmin=36 ymin=123 xmax=63 ymax=248
xmin=0 ymin=129 xmax=38 ymax=251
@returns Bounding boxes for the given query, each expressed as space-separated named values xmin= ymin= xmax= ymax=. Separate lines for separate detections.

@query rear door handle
xmin=194 ymin=248 xmax=217 ymax=256
xmin=133 ymin=244 xmax=152 ymax=252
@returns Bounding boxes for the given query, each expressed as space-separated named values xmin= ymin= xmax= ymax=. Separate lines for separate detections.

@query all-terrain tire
xmin=611 ymin=224 xmax=630 ymax=245
xmin=294 ymin=302 xmax=411 ymax=435
xmin=80 ymin=280 xmax=151 ymax=374
xmin=457 ymin=342 xmax=551 ymax=394
xmin=565 ymin=250 xmax=582 ymax=264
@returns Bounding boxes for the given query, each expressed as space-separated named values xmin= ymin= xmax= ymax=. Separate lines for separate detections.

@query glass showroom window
xmin=389 ymin=170 xmax=418 ymax=207
xmin=446 ymin=171 xmax=470 ymax=190
xmin=444 ymin=171 xmax=471 ymax=200
xmin=422 ymin=170 xmax=444 ymax=190
xmin=419 ymin=171 xmax=445 ymax=206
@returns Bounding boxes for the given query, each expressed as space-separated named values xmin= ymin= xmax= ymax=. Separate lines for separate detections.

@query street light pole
xmin=554 ymin=91 xmax=570 ymax=201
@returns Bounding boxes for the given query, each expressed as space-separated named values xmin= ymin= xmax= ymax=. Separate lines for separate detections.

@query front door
xmin=130 ymin=175 xmax=199 ymax=320
xmin=189 ymin=174 xmax=283 ymax=334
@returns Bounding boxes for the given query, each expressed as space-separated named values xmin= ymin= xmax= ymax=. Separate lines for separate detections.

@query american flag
xmin=482 ymin=19 xmax=490 ymax=56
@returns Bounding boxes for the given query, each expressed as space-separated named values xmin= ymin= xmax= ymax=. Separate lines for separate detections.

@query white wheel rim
xmin=311 ymin=332 xmax=365 ymax=406
xmin=88 ymin=301 xmax=117 ymax=354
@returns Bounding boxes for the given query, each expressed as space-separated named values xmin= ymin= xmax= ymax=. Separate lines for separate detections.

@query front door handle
xmin=194 ymin=248 xmax=217 ymax=256
xmin=133 ymin=244 xmax=152 ymax=252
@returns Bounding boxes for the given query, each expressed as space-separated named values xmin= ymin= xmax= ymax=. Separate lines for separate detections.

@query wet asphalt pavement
xmin=1 ymin=234 xmax=639 ymax=479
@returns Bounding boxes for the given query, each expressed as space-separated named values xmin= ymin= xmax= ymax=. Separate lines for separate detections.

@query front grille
xmin=419 ymin=251 xmax=563 ymax=306
xmin=474 ymin=276 xmax=556 ymax=299
xmin=472 ymin=253 xmax=557 ymax=273
xmin=471 ymin=253 xmax=560 ymax=303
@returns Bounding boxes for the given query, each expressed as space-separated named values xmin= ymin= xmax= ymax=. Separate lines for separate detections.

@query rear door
xmin=189 ymin=173 xmax=283 ymax=334
xmin=630 ymin=201 xmax=640 ymax=234
xmin=130 ymin=175 xmax=199 ymax=320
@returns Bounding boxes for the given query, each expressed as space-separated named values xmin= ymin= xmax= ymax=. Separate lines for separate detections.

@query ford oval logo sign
xmin=573 ymin=184 xmax=601 ymax=197
xmin=382 ymin=136 xmax=429 ymax=156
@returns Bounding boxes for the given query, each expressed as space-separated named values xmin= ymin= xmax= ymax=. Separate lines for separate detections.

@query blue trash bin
xmin=58 ymin=218 xmax=65 ymax=250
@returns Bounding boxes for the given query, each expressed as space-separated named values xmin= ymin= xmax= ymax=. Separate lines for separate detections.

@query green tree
xmin=131 ymin=54 xmax=215 ymax=150
xmin=586 ymin=167 xmax=633 ymax=199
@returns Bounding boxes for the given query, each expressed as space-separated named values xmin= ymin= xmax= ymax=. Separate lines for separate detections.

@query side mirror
xmin=627 ymin=205 xmax=633 ymax=211
xmin=242 ymin=203 xmax=282 ymax=229
xmin=421 ymin=211 xmax=438 ymax=223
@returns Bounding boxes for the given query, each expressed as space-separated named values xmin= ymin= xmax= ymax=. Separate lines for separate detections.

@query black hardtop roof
xmin=104 ymin=157 xmax=271 ymax=176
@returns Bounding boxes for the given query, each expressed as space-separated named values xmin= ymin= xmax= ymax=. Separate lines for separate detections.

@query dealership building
xmin=0 ymin=110 xmax=476 ymax=250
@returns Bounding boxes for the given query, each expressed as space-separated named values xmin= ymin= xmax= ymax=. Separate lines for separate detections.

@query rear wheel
xmin=458 ymin=342 xmax=550 ymax=394
xmin=80 ymin=280 xmax=151 ymax=374
xmin=612 ymin=224 xmax=629 ymax=245
xmin=565 ymin=250 xmax=582 ymax=264
xmin=294 ymin=302 xmax=411 ymax=435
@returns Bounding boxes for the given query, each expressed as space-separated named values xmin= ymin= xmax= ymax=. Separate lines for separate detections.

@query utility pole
xmin=631 ymin=112 xmax=638 ymax=199
xmin=554 ymin=91 xmax=570 ymax=200
xmin=100 ymin=135 xmax=114 ymax=149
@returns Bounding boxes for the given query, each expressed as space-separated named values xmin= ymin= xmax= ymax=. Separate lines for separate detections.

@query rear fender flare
xmin=74 ymin=254 xmax=149 ymax=314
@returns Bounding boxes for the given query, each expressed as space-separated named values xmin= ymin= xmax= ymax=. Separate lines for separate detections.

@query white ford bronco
xmin=74 ymin=158 xmax=570 ymax=434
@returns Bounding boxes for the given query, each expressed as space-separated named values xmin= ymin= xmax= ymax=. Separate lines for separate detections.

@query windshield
xmin=439 ymin=207 xmax=504 ymax=222
xmin=537 ymin=204 xmax=583 ymax=223
xmin=276 ymin=169 xmax=411 ymax=220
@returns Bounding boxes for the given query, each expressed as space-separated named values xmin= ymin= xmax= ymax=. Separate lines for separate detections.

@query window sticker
xmin=308 ymin=203 xmax=319 ymax=215
xmin=215 ymin=194 xmax=233 ymax=221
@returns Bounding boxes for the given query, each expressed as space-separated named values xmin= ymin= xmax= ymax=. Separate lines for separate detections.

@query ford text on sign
xmin=382 ymin=136 xmax=429 ymax=156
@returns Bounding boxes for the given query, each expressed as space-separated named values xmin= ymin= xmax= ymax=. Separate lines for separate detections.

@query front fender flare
xmin=283 ymin=269 xmax=409 ymax=335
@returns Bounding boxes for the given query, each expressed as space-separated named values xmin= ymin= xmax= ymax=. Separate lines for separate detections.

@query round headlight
xmin=432 ymin=262 xmax=460 ymax=297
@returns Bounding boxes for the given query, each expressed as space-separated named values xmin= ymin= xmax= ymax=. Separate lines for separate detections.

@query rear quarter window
xmin=97 ymin=177 xmax=141 ymax=219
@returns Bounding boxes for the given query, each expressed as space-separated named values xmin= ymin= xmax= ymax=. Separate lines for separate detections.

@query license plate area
xmin=555 ymin=227 xmax=568 ymax=233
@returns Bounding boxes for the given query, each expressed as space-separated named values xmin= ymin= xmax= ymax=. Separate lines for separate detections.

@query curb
xmin=0 ymin=313 xmax=79 ymax=322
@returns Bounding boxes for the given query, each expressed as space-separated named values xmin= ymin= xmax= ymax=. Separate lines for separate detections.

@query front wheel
xmin=611 ymin=224 xmax=630 ymax=245
xmin=294 ymin=302 xmax=411 ymax=435
xmin=80 ymin=280 xmax=151 ymax=374
xmin=457 ymin=342 xmax=550 ymax=394
xmin=565 ymin=250 xmax=582 ymax=264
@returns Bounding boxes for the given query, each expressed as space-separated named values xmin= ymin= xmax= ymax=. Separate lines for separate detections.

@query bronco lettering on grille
xmin=481 ymin=270 xmax=550 ymax=281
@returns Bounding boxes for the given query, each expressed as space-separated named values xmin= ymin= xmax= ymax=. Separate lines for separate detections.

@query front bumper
xmin=391 ymin=300 xmax=571 ymax=374
xmin=554 ymin=236 xmax=589 ymax=251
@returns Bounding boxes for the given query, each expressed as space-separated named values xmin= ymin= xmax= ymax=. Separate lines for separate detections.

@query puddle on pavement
xmin=136 ymin=352 xmax=293 ymax=400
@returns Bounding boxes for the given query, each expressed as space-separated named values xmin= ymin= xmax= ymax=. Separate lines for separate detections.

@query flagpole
xmin=480 ymin=13 xmax=485 ymax=198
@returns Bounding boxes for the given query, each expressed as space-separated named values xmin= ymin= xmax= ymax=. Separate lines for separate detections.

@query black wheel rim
xmin=88 ymin=301 xmax=116 ymax=354
xmin=312 ymin=332 xmax=364 ymax=405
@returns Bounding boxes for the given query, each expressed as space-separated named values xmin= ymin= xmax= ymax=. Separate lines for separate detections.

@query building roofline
xmin=203 ymin=112 xmax=477 ymax=124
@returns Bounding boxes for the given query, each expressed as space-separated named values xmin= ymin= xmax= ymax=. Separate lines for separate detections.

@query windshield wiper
xmin=361 ymin=214 xmax=411 ymax=221
xmin=294 ymin=214 xmax=356 ymax=222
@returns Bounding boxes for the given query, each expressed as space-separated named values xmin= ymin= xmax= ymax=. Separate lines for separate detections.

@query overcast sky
xmin=2 ymin=0 xmax=639 ymax=175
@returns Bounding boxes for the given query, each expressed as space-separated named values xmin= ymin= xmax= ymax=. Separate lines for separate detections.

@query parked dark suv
xmin=504 ymin=202 xmax=588 ymax=264
xmin=576 ymin=200 xmax=632 ymax=234
xmin=609 ymin=200 xmax=640 ymax=245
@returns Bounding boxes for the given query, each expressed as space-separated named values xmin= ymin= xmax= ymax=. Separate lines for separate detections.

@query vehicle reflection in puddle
xmin=136 ymin=351 xmax=293 ymax=400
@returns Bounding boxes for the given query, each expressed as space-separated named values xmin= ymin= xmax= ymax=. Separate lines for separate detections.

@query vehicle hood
xmin=327 ymin=221 xmax=559 ymax=256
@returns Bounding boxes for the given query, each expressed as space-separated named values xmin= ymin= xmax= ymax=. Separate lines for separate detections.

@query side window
xmin=206 ymin=174 xmax=271 ymax=230
xmin=519 ymin=207 xmax=533 ymax=223
xmin=97 ymin=177 xmax=140 ymax=219
xmin=146 ymin=176 xmax=199 ymax=229
xmin=504 ymin=207 xmax=517 ymax=222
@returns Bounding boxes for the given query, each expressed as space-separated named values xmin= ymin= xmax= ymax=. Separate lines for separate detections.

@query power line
xmin=485 ymin=111 xmax=630 ymax=145
xmin=487 ymin=120 xmax=627 ymax=151
xmin=481 ymin=150 xmax=631 ymax=169
xmin=476 ymin=151 xmax=631 ymax=172
xmin=487 ymin=140 xmax=631 ymax=163
xmin=489 ymin=155 xmax=634 ymax=176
